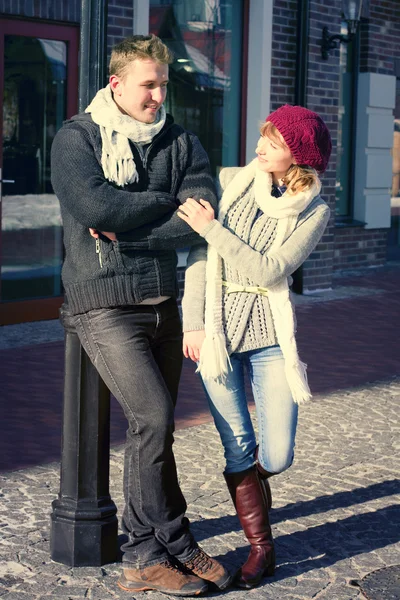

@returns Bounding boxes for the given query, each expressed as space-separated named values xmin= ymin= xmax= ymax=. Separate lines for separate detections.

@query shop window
xmin=0 ymin=19 xmax=78 ymax=323
xmin=149 ymin=0 xmax=243 ymax=176
xmin=2 ymin=35 xmax=67 ymax=302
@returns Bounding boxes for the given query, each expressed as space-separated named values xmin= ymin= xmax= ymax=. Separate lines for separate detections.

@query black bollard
xmin=50 ymin=0 xmax=116 ymax=567
xmin=50 ymin=305 xmax=118 ymax=566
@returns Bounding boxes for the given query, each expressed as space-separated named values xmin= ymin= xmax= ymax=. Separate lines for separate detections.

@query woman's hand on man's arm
xmin=183 ymin=330 xmax=205 ymax=362
xmin=177 ymin=198 xmax=215 ymax=234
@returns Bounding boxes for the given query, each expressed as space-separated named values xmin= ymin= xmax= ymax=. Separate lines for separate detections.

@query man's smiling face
xmin=110 ymin=58 xmax=169 ymax=123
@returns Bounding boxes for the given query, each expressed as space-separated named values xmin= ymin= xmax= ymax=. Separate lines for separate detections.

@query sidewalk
xmin=0 ymin=264 xmax=399 ymax=599
xmin=0 ymin=377 xmax=399 ymax=599
xmin=1 ymin=264 xmax=399 ymax=472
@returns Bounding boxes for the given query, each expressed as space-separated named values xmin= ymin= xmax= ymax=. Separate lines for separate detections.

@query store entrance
xmin=0 ymin=18 xmax=78 ymax=324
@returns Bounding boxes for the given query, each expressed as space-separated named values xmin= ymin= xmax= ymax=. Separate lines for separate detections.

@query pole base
xmin=50 ymin=500 xmax=118 ymax=566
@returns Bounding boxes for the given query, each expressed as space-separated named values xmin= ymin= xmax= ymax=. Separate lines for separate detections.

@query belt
xmin=222 ymin=281 xmax=269 ymax=296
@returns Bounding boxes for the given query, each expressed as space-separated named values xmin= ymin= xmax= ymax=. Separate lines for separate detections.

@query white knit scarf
xmin=85 ymin=84 xmax=166 ymax=186
xmin=198 ymin=158 xmax=321 ymax=404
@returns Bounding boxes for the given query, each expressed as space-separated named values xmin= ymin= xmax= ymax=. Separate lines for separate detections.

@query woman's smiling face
xmin=255 ymin=134 xmax=294 ymax=179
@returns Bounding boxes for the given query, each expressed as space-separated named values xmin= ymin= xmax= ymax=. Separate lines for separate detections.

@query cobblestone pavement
xmin=1 ymin=264 xmax=400 ymax=472
xmin=1 ymin=264 xmax=399 ymax=598
xmin=0 ymin=376 xmax=399 ymax=600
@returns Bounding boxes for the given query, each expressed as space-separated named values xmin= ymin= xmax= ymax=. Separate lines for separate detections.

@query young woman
xmin=177 ymin=104 xmax=332 ymax=589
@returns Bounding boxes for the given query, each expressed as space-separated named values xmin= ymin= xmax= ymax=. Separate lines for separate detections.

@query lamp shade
xmin=342 ymin=0 xmax=363 ymax=22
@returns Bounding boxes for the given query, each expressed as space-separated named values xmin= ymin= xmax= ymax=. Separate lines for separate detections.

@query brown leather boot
xmin=254 ymin=446 xmax=273 ymax=510
xmin=117 ymin=559 xmax=208 ymax=596
xmin=182 ymin=547 xmax=232 ymax=590
xmin=224 ymin=467 xmax=275 ymax=589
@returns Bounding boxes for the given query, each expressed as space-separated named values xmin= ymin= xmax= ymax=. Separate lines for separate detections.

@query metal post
xmin=79 ymin=0 xmax=108 ymax=111
xmin=50 ymin=307 xmax=118 ymax=566
xmin=292 ymin=0 xmax=310 ymax=295
xmin=50 ymin=0 xmax=118 ymax=566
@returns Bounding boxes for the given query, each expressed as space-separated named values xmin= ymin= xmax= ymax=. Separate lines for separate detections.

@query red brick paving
xmin=0 ymin=266 xmax=399 ymax=472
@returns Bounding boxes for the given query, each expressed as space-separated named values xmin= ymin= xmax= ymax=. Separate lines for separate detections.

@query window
xmin=0 ymin=18 xmax=78 ymax=324
xmin=336 ymin=21 xmax=359 ymax=220
xmin=149 ymin=0 xmax=244 ymax=176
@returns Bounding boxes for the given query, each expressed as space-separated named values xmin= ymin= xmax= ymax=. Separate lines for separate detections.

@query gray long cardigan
xmin=182 ymin=167 xmax=330 ymax=353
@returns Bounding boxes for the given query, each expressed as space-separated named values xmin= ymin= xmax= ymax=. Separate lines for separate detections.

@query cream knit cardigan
xmin=197 ymin=159 xmax=323 ymax=404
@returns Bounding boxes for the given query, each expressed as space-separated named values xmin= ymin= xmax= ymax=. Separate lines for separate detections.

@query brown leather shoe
xmin=117 ymin=560 xmax=208 ymax=596
xmin=182 ymin=548 xmax=232 ymax=590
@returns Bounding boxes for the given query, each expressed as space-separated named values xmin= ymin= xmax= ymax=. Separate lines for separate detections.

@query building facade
xmin=0 ymin=0 xmax=399 ymax=324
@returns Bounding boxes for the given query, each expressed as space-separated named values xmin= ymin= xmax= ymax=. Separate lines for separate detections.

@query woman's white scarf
xmin=85 ymin=84 xmax=166 ymax=186
xmin=198 ymin=158 xmax=321 ymax=404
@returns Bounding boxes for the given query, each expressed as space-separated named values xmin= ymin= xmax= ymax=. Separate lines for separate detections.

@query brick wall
xmin=269 ymin=0 xmax=297 ymax=110
xmin=333 ymin=229 xmax=388 ymax=271
xmin=302 ymin=0 xmax=340 ymax=289
xmin=334 ymin=228 xmax=387 ymax=271
xmin=106 ymin=0 xmax=134 ymax=61
xmin=360 ymin=0 xmax=400 ymax=75
xmin=331 ymin=0 xmax=399 ymax=272
xmin=269 ymin=0 xmax=340 ymax=290
xmin=0 ymin=0 xmax=80 ymax=22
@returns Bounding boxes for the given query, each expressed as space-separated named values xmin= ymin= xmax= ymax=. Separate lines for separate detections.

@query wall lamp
xmin=321 ymin=0 xmax=363 ymax=60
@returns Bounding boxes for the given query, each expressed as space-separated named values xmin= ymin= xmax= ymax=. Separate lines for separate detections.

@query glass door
xmin=0 ymin=19 xmax=78 ymax=324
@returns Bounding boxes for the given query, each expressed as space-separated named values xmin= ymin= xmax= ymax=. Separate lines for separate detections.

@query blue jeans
xmin=74 ymin=298 xmax=198 ymax=568
xmin=201 ymin=345 xmax=298 ymax=475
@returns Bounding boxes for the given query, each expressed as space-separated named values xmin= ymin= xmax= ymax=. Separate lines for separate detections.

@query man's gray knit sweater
xmin=51 ymin=112 xmax=216 ymax=316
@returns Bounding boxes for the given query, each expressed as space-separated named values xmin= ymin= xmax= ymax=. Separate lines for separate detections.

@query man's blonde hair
xmin=109 ymin=34 xmax=174 ymax=79
xmin=260 ymin=121 xmax=320 ymax=194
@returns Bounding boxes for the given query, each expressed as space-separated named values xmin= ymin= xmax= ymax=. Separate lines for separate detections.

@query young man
xmin=51 ymin=35 xmax=230 ymax=597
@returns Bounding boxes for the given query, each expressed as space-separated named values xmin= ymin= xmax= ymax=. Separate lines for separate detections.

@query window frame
xmin=335 ymin=21 xmax=365 ymax=226
xmin=0 ymin=17 xmax=79 ymax=325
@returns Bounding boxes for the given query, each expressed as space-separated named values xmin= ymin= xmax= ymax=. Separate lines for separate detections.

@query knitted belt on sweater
xmin=222 ymin=281 xmax=269 ymax=296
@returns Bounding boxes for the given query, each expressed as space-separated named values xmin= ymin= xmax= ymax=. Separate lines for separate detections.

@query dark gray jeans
xmin=74 ymin=298 xmax=197 ymax=568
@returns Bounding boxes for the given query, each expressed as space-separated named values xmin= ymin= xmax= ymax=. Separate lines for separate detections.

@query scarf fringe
xmin=196 ymin=333 xmax=232 ymax=380
xmin=102 ymin=155 xmax=139 ymax=186
xmin=284 ymin=360 xmax=312 ymax=404
xmin=266 ymin=279 xmax=312 ymax=404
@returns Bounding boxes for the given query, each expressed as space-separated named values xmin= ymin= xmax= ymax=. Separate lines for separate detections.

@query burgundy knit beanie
xmin=266 ymin=104 xmax=332 ymax=173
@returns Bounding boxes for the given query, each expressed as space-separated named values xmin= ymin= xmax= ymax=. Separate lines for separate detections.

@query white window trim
xmin=133 ymin=0 xmax=149 ymax=35
xmin=354 ymin=72 xmax=395 ymax=229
